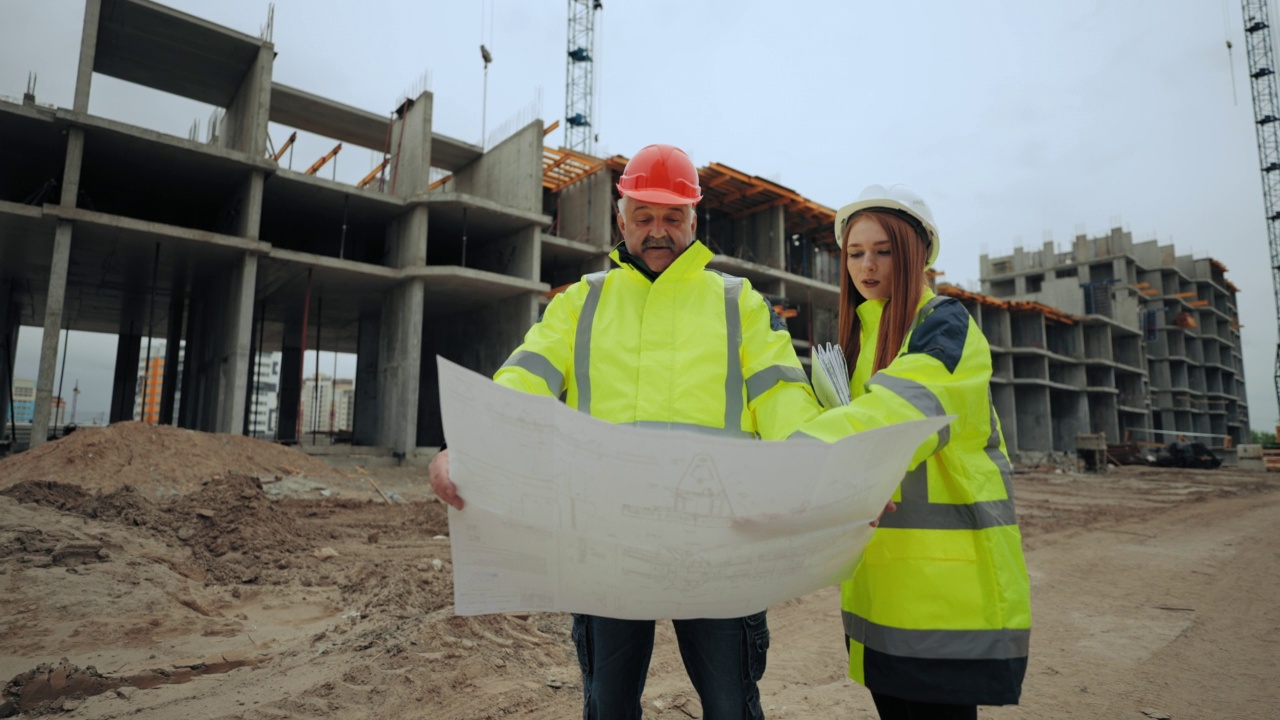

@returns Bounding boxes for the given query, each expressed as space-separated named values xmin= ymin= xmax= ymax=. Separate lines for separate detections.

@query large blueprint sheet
xmin=438 ymin=357 xmax=950 ymax=620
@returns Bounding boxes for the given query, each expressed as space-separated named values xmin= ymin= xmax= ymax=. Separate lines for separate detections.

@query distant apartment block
xmin=8 ymin=378 xmax=35 ymax=424
xmin=972 ymin=227 xmax=1247 ymax=456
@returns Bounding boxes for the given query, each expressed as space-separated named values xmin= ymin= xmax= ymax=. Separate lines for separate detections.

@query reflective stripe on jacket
xmin=494 ymin=240 xmax=820 ymax=441
xmin=797 ymin=288 xmax=1031 ymax=706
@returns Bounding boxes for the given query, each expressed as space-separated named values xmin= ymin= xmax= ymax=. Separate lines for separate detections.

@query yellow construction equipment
xmin=358 ymin=159 xmax=389 ymax=189
xmin=271 ymin=131 xmax=297 ymax=162
xmin=306 ymin=143 xmax=342 ymax=175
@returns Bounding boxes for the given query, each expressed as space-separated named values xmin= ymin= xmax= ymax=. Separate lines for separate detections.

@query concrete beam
xmin=270 ymin=83 xmax=388 ymax=153
xmin=44 ymin=206 xmax=272 ymax=255
xmin=30 ymin=221 xmax=72 ymax=447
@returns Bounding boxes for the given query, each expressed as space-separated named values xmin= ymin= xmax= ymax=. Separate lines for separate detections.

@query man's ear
xmin=616 ymin=211 xmax=626 ymax=234
xmin=690 ymin=211 xmax=698 ymax=234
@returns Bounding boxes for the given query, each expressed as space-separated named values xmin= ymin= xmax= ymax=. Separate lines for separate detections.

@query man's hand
xmin=869 ymin=500 xmax=896 ymax=528
xmin=428 ymin=449 xmax=464 ymax=510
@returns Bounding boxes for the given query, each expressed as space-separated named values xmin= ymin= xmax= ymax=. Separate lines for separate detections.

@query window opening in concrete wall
xmin=989 ymin=278 xmax=1015 ymax=297
xmin=1026 ymin=273 xmax=1044 ymax=293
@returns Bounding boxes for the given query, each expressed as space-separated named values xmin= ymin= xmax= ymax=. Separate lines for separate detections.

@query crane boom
xmin=1241 ymin=0 xmax=1280 ymax=424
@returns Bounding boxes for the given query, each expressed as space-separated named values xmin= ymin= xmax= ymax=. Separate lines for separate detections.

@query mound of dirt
xmin=0 ymin=422 xmax=342 ymax=496
xmin=2 ymin=474 xmax=313 ymax=585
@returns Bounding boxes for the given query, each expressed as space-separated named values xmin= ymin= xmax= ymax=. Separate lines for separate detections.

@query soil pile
xmin=0 ymin=422 xmax=341 ymax=496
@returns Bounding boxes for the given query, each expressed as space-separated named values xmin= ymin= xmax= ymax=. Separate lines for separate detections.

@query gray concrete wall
xmin=453 ymin=121 xmax=543 ymax=214
xmin=481 ymin=225 xmax=540 ymax=280
xmin=1050 ymin=389 xmax=1087 ymax=452
xmin=1014 ymin=385 xmax=1051 ymax=452
xmin=222 ymin=44 xmax=273 ymax=157
xmin=556 ymin=170 xmax=613 ymax=247
xmin=1084 ymin=323 xmax=1111 ymax=361
xmin=417 ymin=294 xmax=539 ymax=446
xmin=1036 ymin=278 xmax=1085 ymax=316
xmin=390 ymin=93 xmax=434 ymax=197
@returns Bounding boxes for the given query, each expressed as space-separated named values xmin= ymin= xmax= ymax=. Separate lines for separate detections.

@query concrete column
xmin=387 ymin=205 xmax=428 ymax=269
xmin=159 ymin=280 xmax=186 ymax=425
xmin=217 ymin=172 xmax=265 ymax=239
xmin=388 ymin=92 xmax=434 ymax=197
xmin=60 ymin=129 xmax=86 ymax=209
xmin=73 ymin=0 xmax=101 ymax=114
xmin=352 ymin=311 xmax=380 ymax=446
xmin=222 ymin=44 xmax=273 ymax=157
xmin=378 ymin=278 xmax=424 ymax=455
xmin=30 ymin=221 xmax=72 ymax=447
xmin=213 ymin=253 xmax=257 ymax=434
xmin=109 ymin=330 xmax=142 ymax=423
xmin=178 ymin=292 xmax=205 ymax=428
xmin=277 ymin=310 xmax=303 ymax=442
xmin=0 ymin=280 xmax=20 ymax=435
xmin=763 ymin=205 xmax=786 ymax=269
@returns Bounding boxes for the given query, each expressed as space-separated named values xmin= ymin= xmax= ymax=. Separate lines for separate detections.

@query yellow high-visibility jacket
xmin=495 ymin=241 xmax=821 ymax=442
xmin=798 ymin=289 xmax=1030 ymax=706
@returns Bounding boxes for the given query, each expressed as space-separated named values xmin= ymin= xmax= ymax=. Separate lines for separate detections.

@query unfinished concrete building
xmin=976 ymin=227 xmax=1248 ymax=455
xmin=1 ymin=0 xmax=843 ymax=459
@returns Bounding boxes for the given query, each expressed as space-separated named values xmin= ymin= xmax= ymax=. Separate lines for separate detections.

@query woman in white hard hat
xmin=796 ymin=185 xmax=1031 ymax=719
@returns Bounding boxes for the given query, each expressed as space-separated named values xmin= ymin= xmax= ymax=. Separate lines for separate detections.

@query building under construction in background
xmin=966 ymin=228 xmax=1249 ymax=456
xmin=0 ymin=0 xmax=1249 ymax=463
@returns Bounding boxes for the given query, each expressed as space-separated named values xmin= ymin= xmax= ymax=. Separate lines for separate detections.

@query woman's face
xmin=845 ymin=216 xmax=895 ymax=301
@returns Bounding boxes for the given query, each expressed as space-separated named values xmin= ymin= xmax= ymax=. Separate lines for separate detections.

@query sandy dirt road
xmin=1 ymin=423 xmax=1276 ymax=718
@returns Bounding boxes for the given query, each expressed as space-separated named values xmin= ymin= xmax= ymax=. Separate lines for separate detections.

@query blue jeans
xmin=571 ymin=611 xmax=769 ymax=720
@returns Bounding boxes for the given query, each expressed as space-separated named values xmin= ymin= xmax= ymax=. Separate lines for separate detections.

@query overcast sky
xmin=4 ymin=0 xmax=1279 ymax=428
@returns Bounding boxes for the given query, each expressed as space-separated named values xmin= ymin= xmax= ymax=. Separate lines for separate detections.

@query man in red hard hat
xmin=431 ymin=143 xmax=820 ymax=718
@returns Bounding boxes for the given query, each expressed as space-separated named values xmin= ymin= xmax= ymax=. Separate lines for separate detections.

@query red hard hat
xmin=616 ymin=144 xmax=702 ymax=205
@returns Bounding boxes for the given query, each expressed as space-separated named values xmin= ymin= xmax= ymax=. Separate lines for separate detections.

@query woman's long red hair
xmin=837 ymin=211 xmax=929 ymax=376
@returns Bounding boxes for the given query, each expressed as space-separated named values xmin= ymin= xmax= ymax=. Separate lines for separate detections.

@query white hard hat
xmin=834 ymin=184 xmax=940 ymax=269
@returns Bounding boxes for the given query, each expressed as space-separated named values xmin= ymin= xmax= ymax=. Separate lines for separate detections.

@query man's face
xmin=617 ymin=200 xmax=698 ymax=274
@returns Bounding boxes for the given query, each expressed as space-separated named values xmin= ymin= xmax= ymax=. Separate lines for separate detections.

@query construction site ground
xmin=1 ymin=422 xmax=1276 ymax=719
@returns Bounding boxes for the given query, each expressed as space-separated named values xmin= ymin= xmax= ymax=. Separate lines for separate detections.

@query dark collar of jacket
xmin=609 ymin=240 xmax=714 ymax=284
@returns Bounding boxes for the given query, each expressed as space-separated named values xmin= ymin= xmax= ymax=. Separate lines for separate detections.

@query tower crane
xmin=564 ymin=0 xmax=602 ymax=154
xmin=1240 ymin=0 xmax=1280 ymax=428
